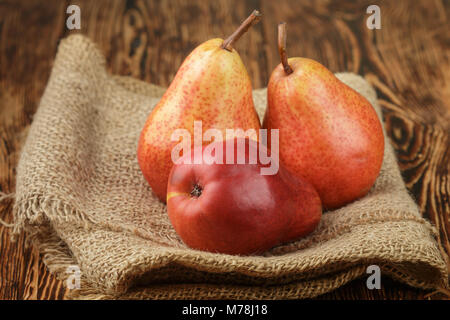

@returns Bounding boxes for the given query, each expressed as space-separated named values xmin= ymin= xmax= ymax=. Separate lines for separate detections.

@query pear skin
xmin=138 ymin=14 xmax=261 ymax=202
xmin=264 ymin=57 xmax=384 ymax=210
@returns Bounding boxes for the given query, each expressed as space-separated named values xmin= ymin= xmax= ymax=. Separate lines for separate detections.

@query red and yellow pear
xmin=263 ymin=23 xmax=384 ymax=209
xmin=138 ymin=11 xmax=262 ymax=202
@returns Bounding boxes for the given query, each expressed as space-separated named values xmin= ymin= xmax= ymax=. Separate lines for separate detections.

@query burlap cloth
xmin=9 ymin=34 xmax=448 ymax=299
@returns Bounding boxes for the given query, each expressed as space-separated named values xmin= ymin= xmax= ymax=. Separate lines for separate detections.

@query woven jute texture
xmin=11 ymin=34 xmax=448 ymax=299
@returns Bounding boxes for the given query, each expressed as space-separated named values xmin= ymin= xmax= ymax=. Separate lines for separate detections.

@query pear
xmin=138 ymin=11 xmax=262 ymax=202
xmin=263 ymin=23 xmax=385 ymax=209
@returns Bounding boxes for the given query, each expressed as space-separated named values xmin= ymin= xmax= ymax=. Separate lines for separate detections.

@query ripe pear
xmin=263 ymin=23 xmax=384 ymax=209
xmin=167 ymin=138 xmax=322 ymax=255
xmin=138 ymin=11 xmax=262 ymax=202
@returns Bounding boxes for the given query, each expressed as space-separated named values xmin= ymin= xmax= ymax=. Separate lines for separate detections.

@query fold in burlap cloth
xmin=11 ymin=34 xmax=447 ymax=299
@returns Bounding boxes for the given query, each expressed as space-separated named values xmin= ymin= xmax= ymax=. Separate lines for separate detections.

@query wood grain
xmin=0 ymin=0 xmax=449 ymax=300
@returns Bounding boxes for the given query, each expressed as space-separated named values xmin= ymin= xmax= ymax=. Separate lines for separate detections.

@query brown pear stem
xmin=278 ymin=22 xmax=293 ymax=75
xmin=221 ymin=10 xmax=262 ymax=51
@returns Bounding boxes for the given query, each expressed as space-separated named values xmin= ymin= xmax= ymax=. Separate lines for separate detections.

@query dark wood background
xmin=0 ymin=0 xmax=449 ymax=300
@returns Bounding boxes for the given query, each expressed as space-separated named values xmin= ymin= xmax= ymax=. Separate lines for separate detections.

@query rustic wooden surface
xmin=0 ymin=0 xmax=449 ymax=300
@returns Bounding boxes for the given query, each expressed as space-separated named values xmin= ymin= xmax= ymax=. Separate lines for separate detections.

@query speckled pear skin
xmin=263 ymin=58 xmax=385 ymax=210
xmin=138 ymin=38 xmax=261 ymax=202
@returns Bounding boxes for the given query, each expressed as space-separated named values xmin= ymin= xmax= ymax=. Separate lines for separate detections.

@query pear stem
xmin=278 ymin=22 xmax=293 ymax=75
xmin=221 ymin=10 xmax=262 ymax=51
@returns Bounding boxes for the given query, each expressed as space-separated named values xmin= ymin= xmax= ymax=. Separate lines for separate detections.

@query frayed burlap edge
xmin=17 ymin=217 xmax=450 ymax=300
xmin=3 ymin=191 xmax=448 ymax=299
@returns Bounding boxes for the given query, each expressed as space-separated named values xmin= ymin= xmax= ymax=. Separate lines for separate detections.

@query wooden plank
xmin=0 ymin=0 xmax=66 ymax=299
xmin=361 ymin=0 xmax=450 ymax=278
xmin=0 ymin=0 xmax=448 ymax=300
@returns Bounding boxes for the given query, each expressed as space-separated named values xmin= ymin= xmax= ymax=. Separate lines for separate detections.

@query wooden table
xmin=0 ymin=0 xmax=449 ymax=300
